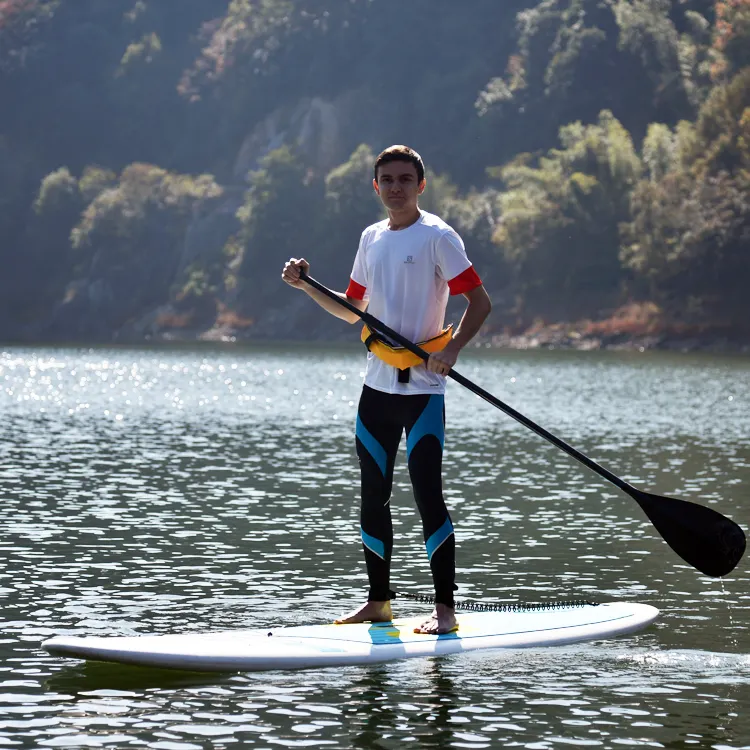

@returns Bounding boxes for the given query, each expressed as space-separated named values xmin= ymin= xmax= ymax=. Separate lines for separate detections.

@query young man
xmin=282 ymin=145 xmax=491 ymax=634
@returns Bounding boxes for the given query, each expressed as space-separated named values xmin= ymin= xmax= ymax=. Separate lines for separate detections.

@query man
xmin=282 ymin=145 xmax=491 ymax=634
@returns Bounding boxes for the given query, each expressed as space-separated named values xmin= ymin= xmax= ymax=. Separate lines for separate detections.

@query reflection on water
xmin=1 ymin=344 xmax=749 ymax=748
xmin=44 ymin=662 xmax=238 ymax=694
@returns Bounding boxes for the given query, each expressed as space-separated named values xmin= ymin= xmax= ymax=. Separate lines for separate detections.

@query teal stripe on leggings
xmin=406 ymin=394 xmax=444 ymax=459
xmin=356 ymin=415 xmax=387 ymax=476
xmin=361 ymin=527 xmax=386 ymax=560
xmin=425 ymin=517 xmax=454 ymax=561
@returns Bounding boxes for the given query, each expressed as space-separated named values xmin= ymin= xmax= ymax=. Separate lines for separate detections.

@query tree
xmin=690 ymin=65 xmax=750 ymax=173
xmin=0 ymin=0 xmax=57 ymax=72
xmin=494 ymin=110 xmax=641 ymax=319
xmin=623 ymin=168 xmax=750 ymax=319
xmin=234 ymin=146 xmax=325 ymax=315
xmin=323 ymin=144 xmax=383 ymax=273
xmin=69 ymin=164 xmax=222 ymax=330
xmin=621 ymin=68 xmax=750 ymax=319
xmin=711 ymin=0 xmax=750 ymax=79
xmin=478 ymin=0 xmax=717 ymax=165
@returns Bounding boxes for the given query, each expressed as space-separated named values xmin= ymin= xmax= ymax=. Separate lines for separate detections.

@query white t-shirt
xmin=346 ymin=210 xmax=481 ymax=395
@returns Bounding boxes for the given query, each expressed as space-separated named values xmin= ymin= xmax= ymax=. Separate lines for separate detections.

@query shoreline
xmin=2 ymin=312 xmax=749 ymax=355
xmin=481 ymin=329 xmax=750 ymax=355
xmin=2 ymin=329 xmax=748 ymax=355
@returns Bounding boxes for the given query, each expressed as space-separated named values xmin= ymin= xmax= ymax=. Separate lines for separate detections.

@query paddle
xmin=299 ymin=271 xmax=746 ymax=578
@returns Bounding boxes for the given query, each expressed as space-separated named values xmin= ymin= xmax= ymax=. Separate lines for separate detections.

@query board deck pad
xmin=42 ymin=602 xmax=659 ymax=672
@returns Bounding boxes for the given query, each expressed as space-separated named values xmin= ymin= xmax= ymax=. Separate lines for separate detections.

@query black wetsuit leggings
xmin=355 ymin=385 xmax=456 ymax=608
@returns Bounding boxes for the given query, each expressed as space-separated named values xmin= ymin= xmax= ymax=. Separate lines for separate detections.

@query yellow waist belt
xmin=361 ymin=324 xmax=453 ymax=370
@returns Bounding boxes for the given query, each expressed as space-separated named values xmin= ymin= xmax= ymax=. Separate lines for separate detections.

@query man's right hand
xmin=281 ymin=258 xmax=310 ymax=289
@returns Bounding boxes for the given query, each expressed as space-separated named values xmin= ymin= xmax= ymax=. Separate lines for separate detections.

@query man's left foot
xmin=414 ymin=603 xmax=458 ymax=634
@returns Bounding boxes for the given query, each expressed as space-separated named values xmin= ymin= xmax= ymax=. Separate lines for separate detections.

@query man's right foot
xmin=334 ymin=600 xmax=392 ymax=624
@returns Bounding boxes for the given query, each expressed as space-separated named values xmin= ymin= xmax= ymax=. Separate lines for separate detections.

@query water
xmin=1 ymin=343 xmax=749 ymax=749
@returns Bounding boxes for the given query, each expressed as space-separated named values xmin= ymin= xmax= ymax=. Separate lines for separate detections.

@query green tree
xmin=325 ymin=145 xmax=381 ymax=232
xmin=689 ymin=65 xmax=750 ymax=173
xmin=235 ymin=146 xmax=325 ymax=315
xmin=70 ymin=163 xmax=222 ymax=329
xmin=494 ymin=110 xmax=641 ymax=319
xmin=621 ymin=68 xmax=750 ymax=319
xmin=623 ymin=168 xmax=749 ymax=319
xmin=479 ymin=0 xmax=716 ymax=164
xmin=323 ymin=144 xmax=382 ymax=277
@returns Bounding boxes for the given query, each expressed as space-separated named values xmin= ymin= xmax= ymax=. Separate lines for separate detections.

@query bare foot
xmin=334 ymin=600 xmax=393 ymax=624
xmin=414 ymin=603 xmax=458 ymax=635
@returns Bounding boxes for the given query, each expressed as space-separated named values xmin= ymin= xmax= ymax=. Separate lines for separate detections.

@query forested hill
xmin=1 ymin=0 xmax=748 ymax=347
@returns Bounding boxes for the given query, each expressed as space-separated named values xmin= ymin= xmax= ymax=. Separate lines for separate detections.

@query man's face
xmin=374 ymin=161 xmax=425 ymax=211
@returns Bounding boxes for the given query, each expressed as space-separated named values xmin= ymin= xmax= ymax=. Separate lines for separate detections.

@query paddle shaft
xmin=300 ymin=271 xmax=630 ymax=494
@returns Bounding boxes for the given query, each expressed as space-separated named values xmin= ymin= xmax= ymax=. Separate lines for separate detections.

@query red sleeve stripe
xmin=346 ymin=278 xmax=367 ymax=300
xmin=448 ymin=265 xmax=482 ymax=296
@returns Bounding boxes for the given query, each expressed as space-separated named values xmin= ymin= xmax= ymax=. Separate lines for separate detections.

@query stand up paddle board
xmin=42 ymin=601 xmax=658 ymax=672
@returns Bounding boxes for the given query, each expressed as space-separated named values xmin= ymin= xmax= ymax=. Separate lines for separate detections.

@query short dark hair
xmin=374 ymin=145 xmax=425 ymax=183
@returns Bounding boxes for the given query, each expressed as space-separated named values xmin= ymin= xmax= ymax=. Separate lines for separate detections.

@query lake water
xmin=1 ymin=343 xmax=749 ymax=749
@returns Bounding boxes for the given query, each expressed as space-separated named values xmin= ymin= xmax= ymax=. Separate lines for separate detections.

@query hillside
xmin=1 ymin=0 xmax=748 ymax=349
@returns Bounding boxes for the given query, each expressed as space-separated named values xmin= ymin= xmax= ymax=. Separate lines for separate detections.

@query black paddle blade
xmin=630 ymin=488 xmax=746 ymax=577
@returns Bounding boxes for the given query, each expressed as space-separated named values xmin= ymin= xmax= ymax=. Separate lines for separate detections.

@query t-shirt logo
xmin=404 ymin=255 xmax=415 ymax=264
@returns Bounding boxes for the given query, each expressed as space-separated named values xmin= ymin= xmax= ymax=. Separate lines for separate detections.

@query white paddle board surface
xmin=42 ymin=601 xmax=658 ymax=672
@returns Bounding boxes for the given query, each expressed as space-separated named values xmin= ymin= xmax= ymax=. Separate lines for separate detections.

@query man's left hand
xmin=426 ymin=342 xmax=460 ymax=376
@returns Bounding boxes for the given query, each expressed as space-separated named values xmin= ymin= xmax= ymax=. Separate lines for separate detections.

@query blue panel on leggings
xmin=356 ymin=415 xmax=387 ymax=476
xmin=425 ymin=516 xmax=454 ymax=561
xmin=361 ymin=527 xmax=386 ymax=560
xmin=406 ymin=395 xmax=445 ymax=459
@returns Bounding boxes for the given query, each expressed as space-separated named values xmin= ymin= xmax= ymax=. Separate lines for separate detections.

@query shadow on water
xmin=350 ymin=659 xmax=460 ymax=750
xmin=44 ymin=660 xmax=237 ymax=694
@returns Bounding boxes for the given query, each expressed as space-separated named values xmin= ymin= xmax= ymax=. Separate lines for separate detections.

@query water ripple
xmin=1 ymin=345 xmax=748 ymax=748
